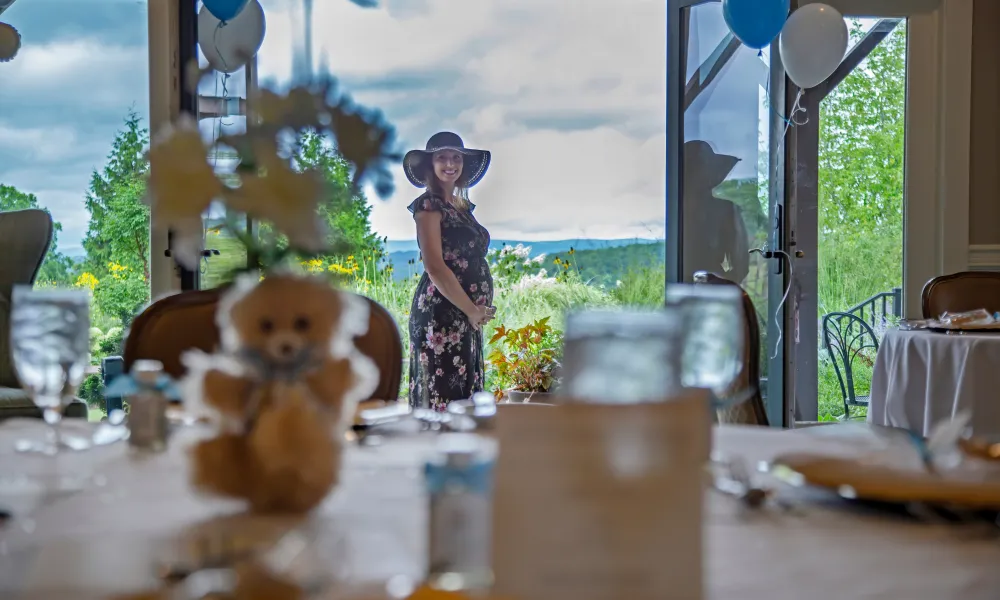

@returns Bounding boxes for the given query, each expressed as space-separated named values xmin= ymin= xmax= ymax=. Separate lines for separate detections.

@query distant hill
xmin=549 ymin=242 xmax=666 ymax=287
xmin=387 ymin=239 xmax=666 ymax=283
xmin=385 ymin=237 xmax=661 ymax=255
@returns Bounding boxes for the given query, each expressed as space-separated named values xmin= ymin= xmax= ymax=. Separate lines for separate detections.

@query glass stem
xmin=42 ymin=404 xmax=62 ymax=454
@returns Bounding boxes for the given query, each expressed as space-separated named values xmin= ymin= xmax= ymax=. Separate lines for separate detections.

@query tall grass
xmin=610 ymin=266 xmax=666 ymax=307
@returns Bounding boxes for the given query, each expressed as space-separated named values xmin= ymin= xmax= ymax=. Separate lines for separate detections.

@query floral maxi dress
xmin=407 ymin=193 xmax=494 ymax=410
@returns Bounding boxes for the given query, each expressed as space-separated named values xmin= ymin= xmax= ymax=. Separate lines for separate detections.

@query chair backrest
xmin=123 ymin=287 xmax=404 ymax=402
xmin=921 ymin=271 xmax=1000 ymax=319
xmin=0 ymin=210 xmax=53 ymax=388
xmin=821 ymin=311 xmax=879 ymax=413
xmin=692 ymin=271 xmax=769 ymax=427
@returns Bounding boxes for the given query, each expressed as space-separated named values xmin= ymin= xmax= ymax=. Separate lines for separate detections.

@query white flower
xmin=170 ymin=217 xmax=208 ymax=271
xmin=145 ymin=116 xmax=222 ymax=225
xmin=512 ymin=271 xmax=558 ymax=292
xmin=227 ymin=140 xmax=328 ymax=252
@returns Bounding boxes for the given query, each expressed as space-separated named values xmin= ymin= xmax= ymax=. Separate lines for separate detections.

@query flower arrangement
xmin=488 ymin=243 xmax=546 ymax=289
xmin=487 ymin=317 xmax=563 ymax=400
xmin=145 ymin=66 xmax=400 ymax=274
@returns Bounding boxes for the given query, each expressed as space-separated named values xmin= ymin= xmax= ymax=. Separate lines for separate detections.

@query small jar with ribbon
xmin=425 ymin=433 xmax=497 ymax=593
xmin=104 ymin=359 xmax=181 ymax=452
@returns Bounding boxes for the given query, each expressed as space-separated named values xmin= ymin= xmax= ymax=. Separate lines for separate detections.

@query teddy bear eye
xmin=260 ymin=318 xmax=274 ymax=333
xmin=293 ymin=316 xmax=310 ymax=332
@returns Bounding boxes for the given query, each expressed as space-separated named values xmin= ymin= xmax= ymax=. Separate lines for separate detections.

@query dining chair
xmin=692 ymin=271 xmax=769 ymax=427
xmin=921 ymin=271 xmax=1000 ymax=319
xmin=0 ymin=209 xmax=88 ymax=421
xmin=118 ymin=286 xmax=404 ymax=403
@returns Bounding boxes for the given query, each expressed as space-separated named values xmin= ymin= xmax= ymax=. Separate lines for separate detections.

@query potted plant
xmin=487 ymin=317 xmax=562 ymax=402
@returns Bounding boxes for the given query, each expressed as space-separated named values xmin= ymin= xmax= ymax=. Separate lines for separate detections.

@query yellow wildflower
xmin=75 ymin=272 xmax=99 ymax=290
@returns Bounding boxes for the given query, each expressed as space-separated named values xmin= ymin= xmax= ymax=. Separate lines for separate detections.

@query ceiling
xmin=0 ymin=0 xmax=18 ymax=17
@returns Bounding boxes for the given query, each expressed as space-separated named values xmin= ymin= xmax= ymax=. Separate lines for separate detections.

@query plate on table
xmin=925 ymin=327 xmax=1000 ymax=335
xmin=769 ymin=452 xmax=1000 ymax=510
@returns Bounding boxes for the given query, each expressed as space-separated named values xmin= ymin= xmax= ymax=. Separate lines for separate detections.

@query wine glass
xmin=558 ymin=309 xmax=686 ymax=403
xmin=9 ymin=286 xmax=92 ymax=455
xmin=665 ymin=283 xmax=749 ymax=407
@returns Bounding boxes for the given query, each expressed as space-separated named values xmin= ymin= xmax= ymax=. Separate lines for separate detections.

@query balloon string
xmin=765 ymin=77 xmax=808 ymax=129
xmin=213 ymin=21 xmax=229 ymax=74
xmin=763 ymin=86 xmax=806 ymax=365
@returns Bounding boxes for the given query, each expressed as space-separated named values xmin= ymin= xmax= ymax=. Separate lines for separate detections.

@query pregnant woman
xmin=405 ymin=132 xmax=496 ymax=410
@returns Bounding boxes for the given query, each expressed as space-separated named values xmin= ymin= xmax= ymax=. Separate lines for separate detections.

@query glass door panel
xmin=668 ymin=0 xmax=785 ymax=424
xmin=0 ymin=0 xmax=151 ymax=418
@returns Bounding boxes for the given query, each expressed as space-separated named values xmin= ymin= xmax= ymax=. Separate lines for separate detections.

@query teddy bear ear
xmin=216 ymin=272 xmax=262 ymax=350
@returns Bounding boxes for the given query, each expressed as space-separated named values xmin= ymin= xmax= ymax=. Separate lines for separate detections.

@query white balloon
xmin=198 ymin=0 xmax=266 ymax=74
xmin=779 ymin=3 xmax=848 ymax=90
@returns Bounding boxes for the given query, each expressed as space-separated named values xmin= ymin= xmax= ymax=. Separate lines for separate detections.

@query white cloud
xmin=369 ymin=127 xmax=666 ymax=241
xmin=0 ymin=33 xmax=149 ymax=258
xmin=1 ymin=40 xmax=148 ymax=110
xmin=3 ymin=0 xmax=673 ymax=256
xmin=253 ymin=0 xmax=668 ymax=242
xmin=0 ymin=123 xmax=84 ymax=161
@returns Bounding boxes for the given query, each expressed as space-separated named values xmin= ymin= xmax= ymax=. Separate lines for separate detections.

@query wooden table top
xmin=0 ymin=419 xmax=997 ymax=599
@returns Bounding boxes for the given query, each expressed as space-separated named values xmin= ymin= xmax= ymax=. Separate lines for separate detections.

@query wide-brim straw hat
xmin=403 ymin=131 xmax=491 ymax=188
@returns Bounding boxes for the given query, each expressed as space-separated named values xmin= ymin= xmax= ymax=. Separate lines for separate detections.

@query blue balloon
xmin=203 ymin=0 xmax=250 ymax=23
xmin=723 ymin=0 xmax=790 ymax=50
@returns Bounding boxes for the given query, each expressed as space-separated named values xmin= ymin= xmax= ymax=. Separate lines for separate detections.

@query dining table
xmin=0 ymin=418 xmax=998 ymax=599
xmin=868 ymin=328 xmax=1000 ymax=437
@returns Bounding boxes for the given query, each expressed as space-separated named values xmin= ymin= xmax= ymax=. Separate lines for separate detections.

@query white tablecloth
xmin=868 ymin=328 xmax=1000 ymax=437
xmin=1 ymin=420 xmax=999 ymax=599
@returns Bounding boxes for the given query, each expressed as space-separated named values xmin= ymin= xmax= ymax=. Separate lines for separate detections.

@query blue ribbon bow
xmin=103 ymin=372 xmax=182 ymax=402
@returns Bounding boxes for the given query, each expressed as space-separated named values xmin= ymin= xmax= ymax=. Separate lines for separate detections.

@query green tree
xmin=82 ymin=111 xmax=151 ymax=324
xmin=292 ymin=129 xmax=383 ymax=259
xmin=0 ymin=184 xmax=76 ymax=285
xmin=817 ymin=21 xmax=906 ymax=314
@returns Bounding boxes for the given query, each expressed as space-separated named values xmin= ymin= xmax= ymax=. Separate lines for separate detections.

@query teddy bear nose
xmin=279 ymin=343 xmax=295 ymax=357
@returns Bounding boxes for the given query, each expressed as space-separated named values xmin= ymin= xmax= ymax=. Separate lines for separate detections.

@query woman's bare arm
xmin=415 ymin=210 xmax=481 ymax=318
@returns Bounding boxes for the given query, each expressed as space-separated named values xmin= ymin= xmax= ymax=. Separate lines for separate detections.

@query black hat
xmin=403 ymin=132 xmax=491 ymax=188
xmin=684 ymin=140 xmax=740 ymax=188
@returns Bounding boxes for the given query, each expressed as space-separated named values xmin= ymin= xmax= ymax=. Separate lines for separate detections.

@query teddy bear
xmin=182 ymin=271 xmax=379 ymax=514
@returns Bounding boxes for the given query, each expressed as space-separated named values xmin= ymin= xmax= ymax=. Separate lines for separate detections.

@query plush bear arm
xmin=203 ymin=369 xmax=257 ymax=420
xmin=303 ymin=357 xmax=359 ymax=415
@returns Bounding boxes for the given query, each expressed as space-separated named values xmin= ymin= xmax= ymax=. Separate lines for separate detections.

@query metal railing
xmin=845 ymin=287 xmax=901 ymax=330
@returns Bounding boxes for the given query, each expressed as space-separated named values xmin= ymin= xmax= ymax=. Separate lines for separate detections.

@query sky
xmin=0 ymin=1 xmax=878 ymax=259
xmin=0 ymin=0 xmax=797 ymax=258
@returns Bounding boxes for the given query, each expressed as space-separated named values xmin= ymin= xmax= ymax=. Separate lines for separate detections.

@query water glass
xmin=558 ymin=309 xmax=686 ymax=403
xmin=9 ymin=286 xmax=91 ymax=455
xmin=665 ymin=283 xmax=746 ymax=400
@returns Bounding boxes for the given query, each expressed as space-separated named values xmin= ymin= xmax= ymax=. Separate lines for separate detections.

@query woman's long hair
xmin=424 ymin=161 xmax=470 ymax=210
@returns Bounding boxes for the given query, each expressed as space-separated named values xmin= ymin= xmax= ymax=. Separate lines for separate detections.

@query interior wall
xmin=968 ymin=0 xmax=1000 ymax=246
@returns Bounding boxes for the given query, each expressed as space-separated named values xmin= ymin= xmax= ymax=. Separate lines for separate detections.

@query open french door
xmin=667 ymin=0 xmax=789 ymax=426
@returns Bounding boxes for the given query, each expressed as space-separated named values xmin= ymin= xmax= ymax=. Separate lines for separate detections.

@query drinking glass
xmin=9 ymin=286 xmax=92 ymax=455
xmin=558 ymin=309 xmax=686 ymax=403
xmin=665 ymin=283 xmax=748 ymax=404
